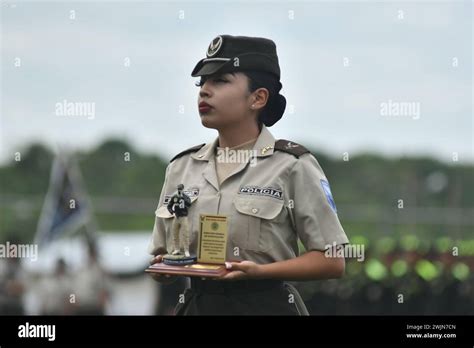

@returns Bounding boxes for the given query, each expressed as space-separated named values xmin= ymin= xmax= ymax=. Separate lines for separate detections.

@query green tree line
xmin=0 ymin=139 xmax=472 ymax=243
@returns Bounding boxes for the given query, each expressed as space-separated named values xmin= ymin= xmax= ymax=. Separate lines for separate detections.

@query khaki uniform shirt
xmin=148 ymin=125 xmax=349 ymax=264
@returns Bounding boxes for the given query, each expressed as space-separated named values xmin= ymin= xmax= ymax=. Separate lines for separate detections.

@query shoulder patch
xmin=274 ymin=139 xmax=311 ymax=158
xmin=320 ymin=179 xmax=338 ymax=214
xmin=170 ymin=143 xmax=206 ymax=163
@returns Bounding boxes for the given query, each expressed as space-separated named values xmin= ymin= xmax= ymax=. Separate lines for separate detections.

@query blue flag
xmin=35 ymin=152 xmax=95 ymax=247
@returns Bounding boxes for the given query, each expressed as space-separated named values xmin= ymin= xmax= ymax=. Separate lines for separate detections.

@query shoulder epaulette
xmin=170 ymin=143 xmax=206 ymax=163
xmin=274 ymin=139 xmax=311 ymax=158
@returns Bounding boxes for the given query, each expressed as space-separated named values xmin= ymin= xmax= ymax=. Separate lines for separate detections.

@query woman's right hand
xmin=149 ymin=255 xmax=179 ymax=284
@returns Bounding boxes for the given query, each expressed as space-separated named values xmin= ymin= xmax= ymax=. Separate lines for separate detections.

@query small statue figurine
xmin=167 ymin=184 xmax=192 ymax=257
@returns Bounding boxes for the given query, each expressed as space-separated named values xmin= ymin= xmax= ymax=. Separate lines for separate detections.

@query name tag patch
xmin=163 ymin=187 xmax=199 ymax=205
xmin=238 ymin=186 xmax=283 ymax=200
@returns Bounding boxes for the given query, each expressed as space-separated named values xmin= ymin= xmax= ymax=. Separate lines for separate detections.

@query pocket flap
xmin=155 ymin=206 xmax=173 ymax=219
xmin=157 ymin=195 xmax=198 ymax=218
xmin=233 ymin=195 xmax=284 ymax=220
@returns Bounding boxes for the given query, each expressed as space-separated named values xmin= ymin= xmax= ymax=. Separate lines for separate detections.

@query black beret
xmin=191 ymin=35 xmax=281 ymax=79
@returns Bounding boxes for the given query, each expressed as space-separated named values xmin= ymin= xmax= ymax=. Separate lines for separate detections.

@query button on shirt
xmin=148 ymin=125 xmax=349 ymax=264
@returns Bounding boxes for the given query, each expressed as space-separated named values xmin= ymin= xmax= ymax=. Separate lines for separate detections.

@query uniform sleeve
xmin=289 ymin=154 xmax=349 ymax=252
xmin=147 ymin=163 xmax=172 ymax=256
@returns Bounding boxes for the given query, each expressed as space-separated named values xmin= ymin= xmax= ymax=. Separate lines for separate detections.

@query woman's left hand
xmin=219 ymin=261 xmax=263 ymax=281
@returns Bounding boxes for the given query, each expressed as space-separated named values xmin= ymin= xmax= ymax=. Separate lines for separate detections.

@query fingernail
xmin=225 ymin=262 xmax=232 ymax=269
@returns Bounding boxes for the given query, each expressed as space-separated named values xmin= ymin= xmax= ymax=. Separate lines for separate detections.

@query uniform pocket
xmin=155 ymin=206 xmax=174 ymax=251
xmin=155 ymin=206 xmax=174 ymax=219
xmin=232 ymin=195 xmax=285 ymax=252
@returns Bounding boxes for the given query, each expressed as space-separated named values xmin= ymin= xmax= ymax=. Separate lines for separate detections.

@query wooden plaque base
xmin=145 ymin=262 xmax=228 ymax=278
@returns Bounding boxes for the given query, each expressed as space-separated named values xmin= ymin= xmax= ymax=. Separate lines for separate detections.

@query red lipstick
xmin=199 ymin=101 xmax=212 ymax=113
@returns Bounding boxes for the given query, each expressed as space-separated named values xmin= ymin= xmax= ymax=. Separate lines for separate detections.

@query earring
xmin=251 ymin=104 xmax=255 ymax=109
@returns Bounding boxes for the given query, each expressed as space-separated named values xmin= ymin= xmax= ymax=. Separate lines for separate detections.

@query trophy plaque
xmin=146 ymin=213 xmax=229 ymax=278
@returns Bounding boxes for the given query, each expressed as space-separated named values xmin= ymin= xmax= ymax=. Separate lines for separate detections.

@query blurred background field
xmin=0 ymin=140 xmax=472 ymax=315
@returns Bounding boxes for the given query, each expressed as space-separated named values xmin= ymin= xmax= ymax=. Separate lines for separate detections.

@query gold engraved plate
xmin=198 ymin=214 xmax=228 ymax=264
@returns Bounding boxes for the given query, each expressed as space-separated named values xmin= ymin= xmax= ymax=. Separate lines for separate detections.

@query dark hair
xmin=242 ymin=70 xmax=286 ymax=127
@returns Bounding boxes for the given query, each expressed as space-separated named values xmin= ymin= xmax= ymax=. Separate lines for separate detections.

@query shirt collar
xmin=191 ymin=125 xmax=276 ymax=161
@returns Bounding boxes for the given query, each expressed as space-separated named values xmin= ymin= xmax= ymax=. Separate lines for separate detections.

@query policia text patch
xmin=238 ymin=186 xmax=283 ymax=200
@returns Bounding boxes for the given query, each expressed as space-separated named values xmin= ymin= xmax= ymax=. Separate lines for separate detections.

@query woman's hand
xmin=148 ymin=255 xmax=179 ymax=284
xmin=218 ymin=250 xmax=346 ymax=282
xmin=219 ymin=261 xmax=263 ymax=281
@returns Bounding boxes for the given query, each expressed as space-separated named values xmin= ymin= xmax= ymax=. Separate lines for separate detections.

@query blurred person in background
xmin=74 ymin=242 xmax=110 ymax=315
xmin=38 ymin=257 xmax=75 ymax=315
xmin=0 ymin=257 xmax=26 ymax=315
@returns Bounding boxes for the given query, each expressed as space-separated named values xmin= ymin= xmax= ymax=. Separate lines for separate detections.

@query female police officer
xmin=148 ymin=35 xmax=349 ymax=315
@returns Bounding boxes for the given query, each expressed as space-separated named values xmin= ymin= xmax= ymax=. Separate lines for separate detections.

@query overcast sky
xmin=1 ymin=0 xmax=472 ymax=165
